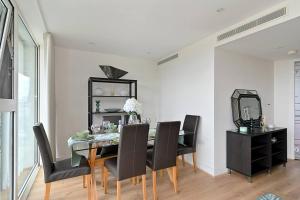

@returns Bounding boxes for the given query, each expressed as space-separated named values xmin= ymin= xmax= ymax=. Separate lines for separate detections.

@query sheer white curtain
xmin=43 ymin=32 xmax=56 ymax=160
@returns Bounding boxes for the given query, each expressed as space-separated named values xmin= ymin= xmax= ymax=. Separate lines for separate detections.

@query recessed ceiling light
xmin=216 ymin=8 xmax=224 ymax=13
xmin=288 ymin=50 xmax=298 ymax=55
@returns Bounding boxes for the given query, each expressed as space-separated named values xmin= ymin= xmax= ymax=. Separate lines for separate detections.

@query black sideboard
xmin=226 ymin=127 xmax=287 ymax=182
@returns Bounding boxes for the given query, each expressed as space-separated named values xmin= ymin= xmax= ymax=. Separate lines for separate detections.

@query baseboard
xmin=214 ymin=167 xmax=227 ymax=176
xmin=178 ymin=155 xmax=215 ymax=176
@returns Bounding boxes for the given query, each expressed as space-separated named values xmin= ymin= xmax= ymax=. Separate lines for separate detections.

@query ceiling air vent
xmin=157 ymin=53 xmax=178 ymax=65
xmin=217 ymin=7 xmax=287 ymax=41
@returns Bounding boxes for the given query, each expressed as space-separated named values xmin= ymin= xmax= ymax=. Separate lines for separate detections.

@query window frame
xmin=15 ymin=15 xmax=40 ymax=200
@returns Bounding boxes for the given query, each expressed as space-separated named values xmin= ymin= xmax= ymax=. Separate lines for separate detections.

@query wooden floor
xmin=28 ymin=159 xmax=300 ymax=200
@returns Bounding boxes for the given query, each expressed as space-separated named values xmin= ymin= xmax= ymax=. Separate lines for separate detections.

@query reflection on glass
xmin=240 ymin=98 xmax=260 ymax=120
xmin=0 ymin=1 xmax=7 ymax=43
xmin=17 ymin=17 xmax=38 ymax=193
xmin=0 ymin=112 xmax=12 ymax=199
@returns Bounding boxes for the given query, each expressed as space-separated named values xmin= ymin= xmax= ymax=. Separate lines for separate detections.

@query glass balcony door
xmin=17 ymin=17 xmax=39 ymax=196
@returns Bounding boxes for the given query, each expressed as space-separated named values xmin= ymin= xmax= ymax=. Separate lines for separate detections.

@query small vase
xmin=95 ymin=101 xmax=100 ymax=112
xmin=128 ymin=114 xmax=138 ymax=124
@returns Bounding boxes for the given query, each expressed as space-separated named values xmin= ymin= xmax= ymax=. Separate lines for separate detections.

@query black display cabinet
xmin=227 ymin=127 xmax=287 ymax=182
xmin=88 ymin=77 xmax=137 ymax=131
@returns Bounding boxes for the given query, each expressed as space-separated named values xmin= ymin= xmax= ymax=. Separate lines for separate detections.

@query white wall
xmin=274 ymin=59 xmax=300 ymax=159
xmin=158 ymin=36 xmax=215 ymax=175
xmin=55 ymin=47 xmax=159 ymax=159
xmin=214 ymin=49 xmax=274 ymax=174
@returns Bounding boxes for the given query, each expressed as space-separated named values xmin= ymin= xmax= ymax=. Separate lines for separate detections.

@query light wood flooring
xmin=28 ymin=159 xmax=300 ymax=200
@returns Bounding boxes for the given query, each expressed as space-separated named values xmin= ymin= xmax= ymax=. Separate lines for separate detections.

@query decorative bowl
xmin=99 ymin=65 xmax=128 ymax=79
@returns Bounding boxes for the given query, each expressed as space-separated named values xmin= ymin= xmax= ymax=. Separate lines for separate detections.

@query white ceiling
xmin=218 ymin=16 xmax=300 ymax=61
xmin=38 ymin=0 xmax=284 ymax=60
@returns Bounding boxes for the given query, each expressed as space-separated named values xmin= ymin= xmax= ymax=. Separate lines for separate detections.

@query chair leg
xmin=83 ymin=175 xmax=87 ymax=188
xmin=117 ymin=181 xmax=121 ymax=200
xmin=142 ymin=175 xmax=147 ymax=200
xmin=132 ymin=177 xmax=136 ymax=185
xmin=104 ymin=167 xmax=109 ymax=194
xmin=152 ymin=171 xmax=157 ymax=200
xmin=192 ymin=152 xmax=197 ymax=172
xmin=100 ymin=161 xmax=105 ymax=187
xmin=181 ymin=155 xmax=185 ymax=167
xmin=176 ymin=157 xmax=180 ymax=177
xmin=87 ymin=175 xmax=92 ymax=200
xmin=172 ymin=166 xmax=178 ymax=193
xmin=44 ymin=183 xmax=51 ymax=200
xmin=159 ymin=170 xmax=164 ymax=177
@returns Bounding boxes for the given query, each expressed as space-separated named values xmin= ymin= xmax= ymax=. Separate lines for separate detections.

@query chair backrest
xmin=152 ymin=121 xmax=181 ymax=171
xmin=182 ymin=115 xmax=200 ymax=151
xmin=117 ymin=124 xmax=149 ymax=181
xmin=103 ymin=115 xmax=122 ymax=125
xmin=124 ymin=114 xmax=141 ymax=124
xmin=33 ymin=123 xmax=54 ymax=182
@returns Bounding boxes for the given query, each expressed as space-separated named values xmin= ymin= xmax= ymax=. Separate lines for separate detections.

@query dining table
xmin=67 ymin=127 xmax=191 ymax=200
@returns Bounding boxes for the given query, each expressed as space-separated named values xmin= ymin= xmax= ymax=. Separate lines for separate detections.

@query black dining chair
xmin=177 ymin=115 xmax=200 ymax=172
xmin=33 ymin=123 xmax=92 ymax=200
xmin=95 ymin=115 xmax=121 ymax=186
xmin=146 ymin=121 xmax=181 ymax=200
xmin=103 ymin=124 xmax=150 ymax=200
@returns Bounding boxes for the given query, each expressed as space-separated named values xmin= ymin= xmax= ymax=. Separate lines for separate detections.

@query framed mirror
xmin=231 ymin=89 xmax=262 ymax=128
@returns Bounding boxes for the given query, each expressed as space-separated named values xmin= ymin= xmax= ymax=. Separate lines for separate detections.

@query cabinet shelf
xmin=252 ymin=153 xmax=267 ymax=163
xmin=272 ymin=140 xmax=283 ymax=145
xmin=89 ymin=96 xmax=132 ymax=98
xmin=272 ymin=151 xmax=282 ymax=156
xmin=90 ymin=111 xmax=126 ymax=114
xmin=272 ymin=157 xmax=286 ymax=166
xmin=251 ymin=164 xmax=268 ymax=175
xmin=252 ymin=144 xmax=267 ymax=150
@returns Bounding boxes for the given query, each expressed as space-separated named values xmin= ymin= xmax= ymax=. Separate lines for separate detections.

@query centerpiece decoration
xmin=123 ymin=98 xmax=142 ymax=124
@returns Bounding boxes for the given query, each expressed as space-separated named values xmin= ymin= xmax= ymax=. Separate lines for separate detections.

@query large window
xmin=0 ymin=1 xmax=39 ymax=199
xmin=17 ymin=17 xmax=39 ymax=195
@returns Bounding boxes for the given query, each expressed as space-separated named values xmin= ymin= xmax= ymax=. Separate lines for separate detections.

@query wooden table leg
xmin=89 ymin=148 xmax=98 ymax=200
xmin=181 ymin=155 xmax=185 ymax=167
xmin=159 ymin=170 xmax=164 ymax=177
xmin=172 ymin=166 xmax=178 ymax=193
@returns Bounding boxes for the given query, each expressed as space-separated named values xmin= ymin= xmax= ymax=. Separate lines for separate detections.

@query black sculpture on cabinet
xmin=231 ymin=89 xmax=262 ymax=128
